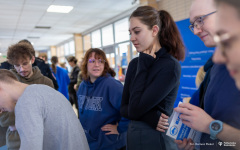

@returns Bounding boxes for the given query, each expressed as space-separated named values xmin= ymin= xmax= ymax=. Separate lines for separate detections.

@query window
xmin=91 ymin=30 xmax=101 ymax=48
xmin=64 ymin=43 xmax=69 ymax=56
xmin=102 ymin=25 xmax=114 ymax=46
xmin=106 ymin=53 xmax=115 ymax=69
xmin=115 ymin=42 xmax=130 ymax=76
xmin=114 ymin=18 xmax=129 ymax=43
xmin=69 ymin=40 xmax=75 ymax=55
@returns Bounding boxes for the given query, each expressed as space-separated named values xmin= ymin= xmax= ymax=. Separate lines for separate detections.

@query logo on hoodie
xmin=78 ymin=95 xmax=103 ymax=111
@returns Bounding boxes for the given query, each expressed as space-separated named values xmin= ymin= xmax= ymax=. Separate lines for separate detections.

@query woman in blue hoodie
xmin=77 ymin=48 xmax=129 ymax=150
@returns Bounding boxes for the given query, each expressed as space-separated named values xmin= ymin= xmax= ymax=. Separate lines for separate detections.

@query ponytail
xmin=51 ymin=56 xmax=58 ymax=74
xmin=158 ymin=10 xmax=185 ymax=61
xmin=130 ymin=6 xmax=185 ymax=61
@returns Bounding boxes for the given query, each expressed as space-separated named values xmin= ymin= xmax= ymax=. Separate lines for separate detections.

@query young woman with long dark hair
xmin=120 ymin=6 xmax=185 ymax=150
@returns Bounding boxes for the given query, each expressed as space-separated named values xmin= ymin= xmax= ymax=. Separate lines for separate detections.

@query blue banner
xmin=174 ymin=19 xmax=214 ymax=107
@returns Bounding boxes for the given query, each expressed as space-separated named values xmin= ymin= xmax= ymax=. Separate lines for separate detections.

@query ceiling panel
xmin=0 ymin=0 xmax=139 ymax=53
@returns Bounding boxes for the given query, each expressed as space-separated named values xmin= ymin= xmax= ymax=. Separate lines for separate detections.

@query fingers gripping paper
xmin=166 ymin=102 xmax=202 ymax=149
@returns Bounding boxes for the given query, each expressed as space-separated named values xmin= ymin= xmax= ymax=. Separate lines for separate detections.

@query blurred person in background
xmin=67 ymin=56 xmax=80 ymax=111
xmin=77 ymin=48 xmax=129 ymax=150
xmin=51 ymin=56 xmax=70 ymax=100
xmin=0 ymin=60 xmax=13 ymax=70
xmin=38 ymin=53 xmax=48 ymax=64
xmin=59 ymin=62 xmax=68 ymax=72
xmin=74 ymin=60 xmax=83 ymax=91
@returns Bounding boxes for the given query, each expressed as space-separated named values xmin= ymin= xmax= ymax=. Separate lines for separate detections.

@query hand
xmin=174 ymin=103 xmax=214 ymax=134
xmin=175 ymin=138 xmax=194 ymax=150
xmin=156 ymin=113 xmax=169 ymax=132
xmin=9 ymin=125 xmax=17 ymax=131
xmin=143 ymin=44 xmax=157 ymax=58
xmin=101 ymin=123 xmax=119 ymax=135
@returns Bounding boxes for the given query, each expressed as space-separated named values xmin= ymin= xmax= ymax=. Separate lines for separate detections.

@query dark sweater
xmin=200 ymin=64 xmax=240 ymax=150
xmin=120 ymin=47 xmax=181 ymax=128
xmin=198 ymin=56 xmax=214 ymax=109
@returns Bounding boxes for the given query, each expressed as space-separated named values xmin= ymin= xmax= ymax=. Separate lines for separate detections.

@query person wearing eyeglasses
xmin=76 ymin=48 xmax=129 ymax=150
xmin=211 ymin=0 xmax=240 ymax=148
xmin=188 ymin=0 xmax=217 ymax=110
xmin=174 ymin=0 xmax=240 ymax=150
xmin=0 ymin=42 xmax=54 ymax=150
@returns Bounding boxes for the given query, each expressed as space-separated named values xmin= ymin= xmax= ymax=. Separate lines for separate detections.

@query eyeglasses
xmin=189 ymin=11 xmax=217 ymax=33
xmin=88 ymin=59 xmax=105 ymax=64
xmin=14 ymin=60 xmax=32 ymax=69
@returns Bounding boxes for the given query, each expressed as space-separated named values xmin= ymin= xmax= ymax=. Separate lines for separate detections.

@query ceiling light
xmin=27 ymin=36 xmax=40 ymax=39
xmin=35 ymin=26 xmax=51 ymax=29
xmin=47 ymin=5 xmax=73 ymax=13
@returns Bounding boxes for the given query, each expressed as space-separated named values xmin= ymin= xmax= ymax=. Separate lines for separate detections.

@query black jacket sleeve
xmin=34 ymin=58 xmax=59 ymax=90
xmin=120 ymin=58 xmax=137 ymax=118
xmin=70 ymin=67 xmax=80 ymax=84
xmin=45 ymin=66 xmax=59 ymax=90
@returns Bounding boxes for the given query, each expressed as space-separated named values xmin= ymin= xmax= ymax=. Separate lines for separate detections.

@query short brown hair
xmin=81 ymin=48 xmax=115 ymax=81
xmin=7 ymin=43 xmax=34 ymax=65
xmin=38 ymin=53 xmax=48 ymax=61
xmin=18 ymin=39 xmax=35 ymax=56
xmin=67 ymin=56 xmax=78 ymax=64
xmin=0 ymin=69 xmax=18 ymax=83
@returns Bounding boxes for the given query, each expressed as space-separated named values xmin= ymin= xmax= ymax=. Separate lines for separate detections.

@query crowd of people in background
xmin=0 ymin=0 xmax=240 ymax=149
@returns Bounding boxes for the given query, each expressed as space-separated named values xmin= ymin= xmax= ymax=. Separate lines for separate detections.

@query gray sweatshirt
xmin=15 ymin=84 xmax=89 ymax=150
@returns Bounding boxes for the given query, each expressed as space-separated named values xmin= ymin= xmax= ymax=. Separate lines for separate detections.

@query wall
xmin=158 ymin=0 xmax=192 ymax=21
